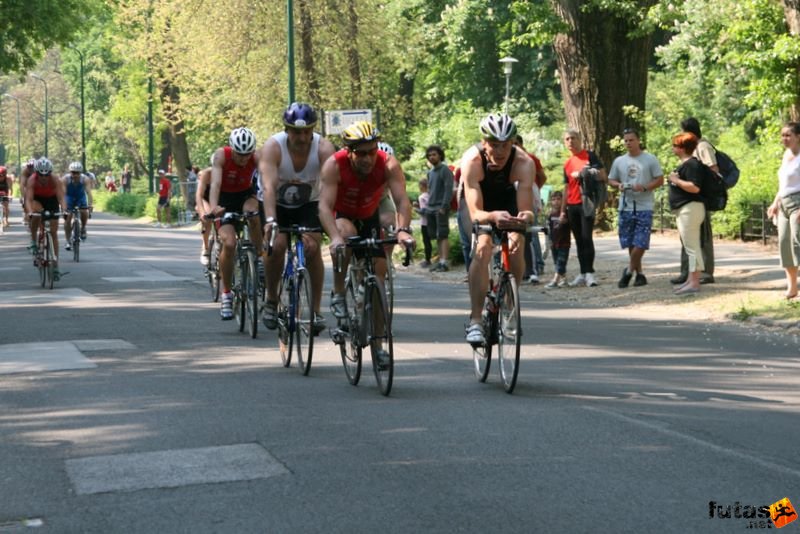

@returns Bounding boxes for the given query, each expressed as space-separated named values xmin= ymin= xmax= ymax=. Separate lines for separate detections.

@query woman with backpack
xmin=668 ymin=132 xmax=709 ymax=295
xmin=767 ymin=122 xmax=800 ymax=300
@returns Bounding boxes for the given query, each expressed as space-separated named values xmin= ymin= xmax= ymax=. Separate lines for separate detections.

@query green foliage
xmin=94 ymin=190 xmax=182 ymax=221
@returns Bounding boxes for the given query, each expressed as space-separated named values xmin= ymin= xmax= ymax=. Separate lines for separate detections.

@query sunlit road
xmin=1 ymin=206 xmax=798 ymax=533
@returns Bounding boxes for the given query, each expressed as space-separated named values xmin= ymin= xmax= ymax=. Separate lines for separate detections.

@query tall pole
xmin=148 ymin=76 xmax=155 ymax=194
xmin=69 ymin=47 xmax=87 ymax=171
xmin=287 ymin=0 xmax=295 ymax=104
xmin=31 ymin=74 xmax=49 ymax=157
xmin=3 ymin=94 xmax=21 ymax=177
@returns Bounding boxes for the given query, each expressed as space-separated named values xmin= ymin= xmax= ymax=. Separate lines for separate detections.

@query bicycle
xmin=331 ymin=234 xmax=412 ymax=396
xmin=65 ymin=206 xmax=89 ymax=262
xmin=269 ymin=224 xmax=320 ymax=376
xmin=212 ymin=211 xmax=260 ymax=338
xmin=204 ymin=220 xmax=222 ymax=302
xmin=31 ymin=210 xmax=63 ymax=289
xmin=470 ymin=222 xmax=540 ymax=394
xmin=382 ymin=225 xmax=396 ymax=325
xmin=0 ymin=195 xmax=8 ymax=234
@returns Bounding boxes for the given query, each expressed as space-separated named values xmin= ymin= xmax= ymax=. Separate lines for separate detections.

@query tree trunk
xmin=551 ymin=0 xmax=655 ymax=169
xmin=782 ymin=0 xmax=800 ymax=121
xmin=158 ymin=82 xmax=190 ymax=180
xmin=297 ymin=0 xmax=320 ymax=103
xmin=345 ymin=0 xmax=362 ymax=106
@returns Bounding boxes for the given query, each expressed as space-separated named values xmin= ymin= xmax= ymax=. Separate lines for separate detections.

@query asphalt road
xmin=1 ymin=206 xmax=798 ymax=533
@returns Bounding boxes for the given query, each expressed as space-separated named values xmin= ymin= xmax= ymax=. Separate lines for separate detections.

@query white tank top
xmin=272 ymin=131 xmax=321 ymax=208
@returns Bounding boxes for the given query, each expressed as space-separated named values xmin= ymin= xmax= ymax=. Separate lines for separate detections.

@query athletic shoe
xmin=80 ymin=230 xmax=87 ymax=241
xmin=618 ymin=268 xmax=633 ymax=288
xmin=699 ymin=275 xmax=715 ymax=284
xmin=465 ymin=323 xmax=485 ymax=344
xmin=528 ymin=274 xmax=540 ymax=284
xmin=568 ymin=274 xmax=586 ymax=287
xmin=65 ymin=243 xmax=72 ymax=251
xmin=585 ymin=273 xmax=598 ymax=287
xmin=220 ymin=292 xmax=234 ymax=320
xmin=634 ymin=273 xmax=648 ymax=287
xmin=331 ymin=293 xmax=347 ymax=319
xmin=419 ymin=260 xmax=431 ymax=268
xmin=670 ymin=273 xmax=688 ymax=285
xmin=374 ymin=348 xmax=391 ymax=371
xmin=312 ymin=313 xmax=327 ymax=335
xmin=545 ymin=276 xmax=562 ymax=289
xmin=200 ymin=252 xmax=210 ymax=266
xmin=262 ymin=301 xmax=278 ymax=329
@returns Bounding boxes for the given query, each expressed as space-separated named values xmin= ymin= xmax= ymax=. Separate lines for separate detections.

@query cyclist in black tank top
xmin=478 ymin=145 xmax=518 ymax=215
xmin=460 ymin=114 xmax=536 ymax=345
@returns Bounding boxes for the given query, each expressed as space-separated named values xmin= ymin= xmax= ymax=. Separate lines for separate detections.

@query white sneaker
xmin=200 ymin=252 xmax=210 ymax=266
xmin=585 ymin=272 xmax=598 ymax=287
xmin=568 ymin=274 xmax=585 ymax=287
xmin=527 ymin=274 xmax=540 ymax=284
xmin=465 ymin=323 xmax=485 ymax=344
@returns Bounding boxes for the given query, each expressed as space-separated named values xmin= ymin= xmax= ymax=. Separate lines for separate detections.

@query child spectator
xmin=545 ymin=191 xmax=571 ymax=288
xmin=414 ymin=178 xmax=433 ymax=267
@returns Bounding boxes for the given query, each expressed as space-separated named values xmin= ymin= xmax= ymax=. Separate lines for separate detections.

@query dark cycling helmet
xmin=377 ymin=141 xmax=394 ymax=157
xmin=35 ymin=157 xmax=53 ymax=175
xmin=229 ymin=127 xmax=256 ymax=154
xmin=25 ymin=158 xmax=36 ymax=169
xmin=283 ymin=102 xmax=318 ymax=128
xmin=341 ymin=121 xmax=380 ymax=147
xmin=479 ymin=113 xmax=517 ymax=142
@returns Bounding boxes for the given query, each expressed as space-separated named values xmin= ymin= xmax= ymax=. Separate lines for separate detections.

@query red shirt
xmin=221 ymin=146 xmax=257 ymax=193
xmin=159 ymin=177 xmax=171 ymax=199
xmin=31 ymin=173 xmax=57 ymax=198
xmin=563 ymin=150 xmax=601 ymax=206
xmin=333 ymin=149 xmax=388 ymax=219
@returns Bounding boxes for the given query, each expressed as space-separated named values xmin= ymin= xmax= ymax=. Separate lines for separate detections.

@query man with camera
xmin=608 ymin=128 xmax=664 ymax=288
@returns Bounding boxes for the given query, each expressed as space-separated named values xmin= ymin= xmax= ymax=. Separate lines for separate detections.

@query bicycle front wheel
xmin=384 ymin=253 xmax=395 ymax=327
xmin=278 ymin=275 xmax=294 ymax=367
xmin=339 ymin=276 xmax=361 ymax=385
xmin=295 ymin=269 xmax=314 ymax=376
xmin=245 ymin=249 xmax=259 ymax=338
xmin=367 ymin=280 xmax=393 ymax=396
xmin=497 ymin=275 xmax=522 ymax=393
xmin=233 ymin=252 xmax=245 ymax=332
xmin=72 ymin=219 xmax=81 ymax=262
xmin=46 ymin=234 xmax=56 ymax=289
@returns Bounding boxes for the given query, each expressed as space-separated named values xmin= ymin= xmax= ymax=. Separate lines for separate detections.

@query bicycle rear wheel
xmin=497 ymin=275 xmax=522 ymax=393
xmin=245 ymin=249 xmax=259 ymax=338
xmin=72 ymin=219 xmax=81 ymax=262
xmin=234 ymin=252 xmax=245 ymax=332
xmin=367 ymin=280 xmax=393 ymax=396
xmin=339 ymin=276 xmax=361 ymax=385
xmin=295 ymin=269 xmax=314 ymax=376
xmin=46 ymin=234 xmax=56 ymax=289
xmin=208 ymin=235 xmax=221 ymax=302
xmin=278 ymin=275 xmax=294 ymax=367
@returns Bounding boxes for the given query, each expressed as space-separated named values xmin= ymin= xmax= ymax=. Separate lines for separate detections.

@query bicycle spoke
xmin=278 ymin=276 xmax=293 ymax=367
xmin=246 ymin=249 xmax=258 ymax=338
xmin=295 ymin=269 xmax=314 ymax=376
xmin=339 ymin=276 xmax=361 ymax=385
xmin=368 ymin=281 xmax=393 ymax=396
xmin=497 ymin=276 xmax=521 ymax=393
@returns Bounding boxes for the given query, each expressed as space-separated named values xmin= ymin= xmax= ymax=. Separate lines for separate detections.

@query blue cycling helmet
xmin=283 ymin=102 xmax=318 ymax=128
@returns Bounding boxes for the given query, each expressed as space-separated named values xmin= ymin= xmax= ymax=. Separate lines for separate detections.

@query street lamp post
xmin=287 ymin=0 xmax=295 ymax=104
xmin=499 ymin=57 xmax=518 ymax=114
xmin=3 ymin=94 xmax=21 ymax=177
xmin=69 ymin=47 xmax=86 ymax=171
xmin=31 ymin=74 xmax=49 ymax=157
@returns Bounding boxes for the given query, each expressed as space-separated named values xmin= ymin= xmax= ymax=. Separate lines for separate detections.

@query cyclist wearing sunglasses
xmin=26 ymin=158 xmax=66 ymax=272
xmin=318 ymin=121 xmax=415 ymax=319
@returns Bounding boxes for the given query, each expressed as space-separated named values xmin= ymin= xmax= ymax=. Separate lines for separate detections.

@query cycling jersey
xmin=333 ymin=149 xmax=388 ymax=220
xmin=31 ymin=173 xmax=58 ymax=198
xmin=221 ymin=146 xmax=257 ymax=194
xmin=0 ymin=176 xmax=9 ymax=196
xmin=272 ymin=131 xmax=322 ymax=208
xmin=64 ymin=174 xmax=89 ymax=208
xmin=478 ymin=145 xmax=518 ymax=215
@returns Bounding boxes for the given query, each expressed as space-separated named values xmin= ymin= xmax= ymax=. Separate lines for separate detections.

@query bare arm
xmin=195 ymin=168 xmax=210 ymax=214
xmin=208 ymin=148 xmax=225 ymax=214
xmin=385 ymin=157 xmax=414 ymax=242
xmin=258 ymin=139 xmax=282 ymax=222
xmin=317 ymin=155 xmax=341 ymax=245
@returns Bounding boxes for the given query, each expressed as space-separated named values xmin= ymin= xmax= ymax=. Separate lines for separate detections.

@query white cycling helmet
xmin=229 ymin=127 xmax=256 ymax=154
xmin=377 ymin=141 xmax=394 ymax=157
xmin=35 ymin=157 xmax=53 ymax=175
xmin=68 ymin=161 xmax=83 ymax=173
xmin=479 ymin=113 xmax=517 ymax=142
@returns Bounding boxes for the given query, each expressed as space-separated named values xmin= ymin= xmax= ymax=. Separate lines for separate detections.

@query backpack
xmin=700 ymin=164 xmax=728 ymax=212
xmin=710 ymin=143 xmax=740 ymax=189
xmin=578 ymin=151 xmax=607 ymax=218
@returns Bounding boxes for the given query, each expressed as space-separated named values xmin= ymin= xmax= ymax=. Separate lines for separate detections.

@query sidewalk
xmin=404 ymin=231 xmax=800 ymax=334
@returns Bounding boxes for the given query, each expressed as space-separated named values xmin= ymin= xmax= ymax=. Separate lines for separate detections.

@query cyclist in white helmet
xmin=208 ymin=127 xmax=263 ymax=320
xmin=460 ymin=113 xmax=535 ymax=344
xmin=62 ymin=161 xmax=92 ymax=248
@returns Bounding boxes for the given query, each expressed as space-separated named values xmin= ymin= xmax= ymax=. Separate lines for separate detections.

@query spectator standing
xmin=156 ymin=169 xmax=171 ymax=227
xmin=562 ymin=129 xmax=607 ymax=287
xmin=121 ymin=165 xmax=132 ymax=193
xmin=668 ymin=133 xmax=708 ymax=295
xmin=186 ymin=165 xmax=198 ymax=214
xmin=414 ymin=178 xmax=433 ymax=267
xmin=607 ymin=128 xmax=664 ymax=288
xmin=515 ymin=134 xmax=547 ymax=283
xmin=544 ymin=191 xmax=570 ymax=288
xmin=425 ymin=144 xmax=454 ymax=272
xmin=672 ymin=117 xmax=718 ymax=285
xmin=767 ymin=122 xmax=800 ymax=299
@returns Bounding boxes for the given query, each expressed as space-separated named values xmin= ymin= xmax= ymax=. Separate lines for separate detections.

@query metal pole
xmin=148 ymin=76 xmax=155 ymax=194
xmin=504 ymin=74 xmax=510 ymax=114
xmin=287 ymin=0 xmax=295 ymax=104
xmin=3 ymin=94 xmax=21 ymax=177
xmin=70 ymin=47 xmax=87 ymax=171
xmin=31 ymin=74 xmax=48 ymax=157
xmin=498 ymin=57 xmax=518 ymax=115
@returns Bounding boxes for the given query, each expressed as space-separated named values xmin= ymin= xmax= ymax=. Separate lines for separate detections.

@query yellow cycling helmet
xmin=341 ymin=121 xmax=381 ymax=147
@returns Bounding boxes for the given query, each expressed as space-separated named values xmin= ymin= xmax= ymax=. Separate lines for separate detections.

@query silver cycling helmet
xmin=35 ymin=157 xmax=54 ymax=175
xmin=68 ymin=161 xmax=83 ymax=173
xmin=479 ymin=113 xmax=517 ymax=142
xmin=229 ymin=127 xmax=256 ymax=154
